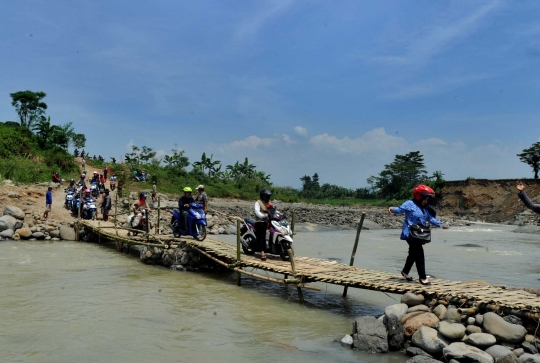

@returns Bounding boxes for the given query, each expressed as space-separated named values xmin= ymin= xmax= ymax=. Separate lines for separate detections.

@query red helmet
xmin=84 ymin=189 xmax=91 ymax=193
xmin=413 ymin=184 xmax=435 ymax=200
xmin=81 ymin=174 xmax=85 ymax=178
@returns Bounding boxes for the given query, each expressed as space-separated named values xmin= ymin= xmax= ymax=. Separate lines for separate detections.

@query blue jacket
xmin=391 ymin=200 xmax=442 ymax=241
xmin=46 ymin=190 xmax=53 ymax=204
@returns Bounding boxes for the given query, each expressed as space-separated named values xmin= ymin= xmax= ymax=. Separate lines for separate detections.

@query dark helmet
xmin=105 ymin=189 xmax=110 ymax=194
xmin=413 ymin=184 xmax=435 ymax=200
xmin=260 ymin=189 xmax=272 ymax=203
xmin=139 ymin=191 xmax=148 ymax=199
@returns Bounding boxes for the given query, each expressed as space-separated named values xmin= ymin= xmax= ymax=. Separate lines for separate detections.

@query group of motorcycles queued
xmin=64 ymin=185 xmax=99 ymax=220
xmin=65 ymin=180 xmax=294 ymax=259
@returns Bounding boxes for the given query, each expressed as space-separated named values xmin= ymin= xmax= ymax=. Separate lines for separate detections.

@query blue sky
xmin=1 ymin=0 xmax=539 ymax=188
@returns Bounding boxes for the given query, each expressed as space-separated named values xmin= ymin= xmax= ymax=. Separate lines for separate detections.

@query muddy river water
xmin=0 ymin=223 xmax=538 ymax=363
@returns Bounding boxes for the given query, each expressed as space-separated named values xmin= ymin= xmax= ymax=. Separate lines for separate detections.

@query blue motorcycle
xmin=170 ymin=203 xmax=207 ymax=241
xmin=65 ymin=190 xmax=75 ymax=210
xmin=81 ymin=197 xmax=97 ymax=220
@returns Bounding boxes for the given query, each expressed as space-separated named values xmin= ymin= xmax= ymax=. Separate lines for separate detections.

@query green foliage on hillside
xmin=0 ymin=90 xmax=85 ymax=183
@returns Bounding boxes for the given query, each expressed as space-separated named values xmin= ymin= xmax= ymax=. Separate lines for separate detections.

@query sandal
xmin=401 ymin=271 xmax=413 ymax=281
xmin=260 ymin=255 xmax=267 ymax=261
xmin=419 ymin=279 xmax=432 ymax=286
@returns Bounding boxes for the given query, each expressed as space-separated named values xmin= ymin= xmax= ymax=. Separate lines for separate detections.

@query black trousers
xmin=402 ymin=239 xmax=426 ymax=280
xmin=255 ymin=221 xmax=267 ymax=253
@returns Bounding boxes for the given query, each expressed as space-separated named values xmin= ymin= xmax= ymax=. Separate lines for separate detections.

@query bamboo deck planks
xmin=81 ymin=220 xmax=540 ymax=313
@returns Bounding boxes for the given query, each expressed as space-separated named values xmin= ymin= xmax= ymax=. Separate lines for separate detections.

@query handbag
xmin=409 ymin=224 xmax=431 ymax=243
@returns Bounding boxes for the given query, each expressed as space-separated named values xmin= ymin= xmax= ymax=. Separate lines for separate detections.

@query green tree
xmin=10 ymin=90 xmax=48 ymax=129
xmin=193 ymin=152 xmax=221 ymax=176
xmin=368 ymin=151 xmax=429 ymax=200
xmin=518 ymin=142 xmax=540 ymax=179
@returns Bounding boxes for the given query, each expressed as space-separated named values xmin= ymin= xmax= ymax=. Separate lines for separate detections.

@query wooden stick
xmin=236 ymin=220 xmax=241 ymax=287
xmin=157 ymin=197 xmax=161 ymax=235
xmin=343 ymin=212 xmax=366 ymax=298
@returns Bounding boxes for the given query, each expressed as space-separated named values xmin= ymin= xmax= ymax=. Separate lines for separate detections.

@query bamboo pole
xmin=291 ymin=211 xmax=295 ymax=235
xmin=236 ymin=220 xmax=241 ymax=286
xmin=343 ymin=212 xmax=366 ymax=298
xmin=114 ymin=191 xmax=118 ymax=224
xmin=288 ymin=249 xmax=304 ymax=303
xmin=157 ymin=197 xmax=161 ymax=235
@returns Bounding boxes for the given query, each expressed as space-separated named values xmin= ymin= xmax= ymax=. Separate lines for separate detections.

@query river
xmin=0 ymin=223 xmax=538 ymax=363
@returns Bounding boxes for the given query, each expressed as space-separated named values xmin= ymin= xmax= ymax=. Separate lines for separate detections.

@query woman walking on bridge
xmin=388 ymin=184 xmax=448 ymax=286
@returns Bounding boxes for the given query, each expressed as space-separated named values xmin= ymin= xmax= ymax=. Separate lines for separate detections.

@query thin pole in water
xmin=343 ymin=212 xmax=366 ymax=298
xmin=157 ymin=197 xmax=161 ymax=235
xmin=236 ymin=220 xmax=241 ymax=286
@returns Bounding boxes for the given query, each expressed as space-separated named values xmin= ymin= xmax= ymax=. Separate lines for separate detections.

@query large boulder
xmin=32 ymin=232 xmax=45 ymax=239
xmin=59 ymin=226 xmax=76 ymax=241
xmin=438 ymin=321 xmax=467 ymax=340
xmin=465 ymin=333 xmax=497 ymax=348
xmin=412 ymin=326 xmax=449 ymax=355
xmin=483 ymin=312 xmax=527 ymax=343
xmin=404 ymin=313 xmax=440 ymax=338
xmin=385 ymin=303 xmax=409 ymax=320
xmin=0 ymin=215 xmax=17 ymax=232
xmin=443 ymin=342 xmax=494 ymax=363
xmin=0 ymin=229 xmax=14 ymax=238
xmin=49 ymin=230 xmax=60 ymax=239
xmin=17 ymin=227 xmax=32 ymax=239
xmin=443 ymin=307 xmax=462 ymax=323
xmin=387 ymin=315 xmax=405 ymax=351
xmin=401 ymin=292 xmax=425 ymax=307
xmin=352 ymin=316 xmax=388 ymax=353
xmin=433 ymin=304 xmax=447 ymax=320
xmin=3 ymin=205 xmax=25 ymax=220
xmin=485 ymin=345 xmax=513 ymax=359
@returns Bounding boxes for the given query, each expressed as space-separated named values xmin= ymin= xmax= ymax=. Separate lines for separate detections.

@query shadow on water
xmin=199 ymin=270 xmax=383 ymax=319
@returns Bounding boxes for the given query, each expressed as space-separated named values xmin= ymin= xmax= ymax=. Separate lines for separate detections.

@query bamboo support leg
xmin=343 ymin=212 xmax=366 ymax=298
xmin=236 ymin=220 xmax=242 ymax=286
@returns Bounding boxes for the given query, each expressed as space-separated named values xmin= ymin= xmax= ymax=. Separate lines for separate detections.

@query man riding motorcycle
xmin=91 ymin=171 xmax=100 ymax=183
xmin=77 ymin=174 xmax=87 ymax=189
xmin=66 ymin=179 xmax=76 ymax=191
xmin=178 ymin=187 xmax=194 ymax=230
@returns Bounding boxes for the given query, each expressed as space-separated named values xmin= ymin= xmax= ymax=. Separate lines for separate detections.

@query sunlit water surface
xmin=0 ymin=223 xmax=538 ymax=363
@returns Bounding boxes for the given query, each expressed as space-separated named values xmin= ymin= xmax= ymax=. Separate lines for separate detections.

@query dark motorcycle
xmin=170 ymin=203 xmax=207 ymax=241
xmin=239 ymin=206 xmax=293 ymax=261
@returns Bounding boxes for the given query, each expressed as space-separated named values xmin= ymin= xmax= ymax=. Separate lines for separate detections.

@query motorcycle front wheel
xmin=91 ymin=210 xmax=96 ymax=220
xmin=241 ymin=235 xmax=256 ymax=255
xmin=279 ymin=242 xmax=293 ymax=261
xmin=195 ymin=224 xmax=207 ymax=241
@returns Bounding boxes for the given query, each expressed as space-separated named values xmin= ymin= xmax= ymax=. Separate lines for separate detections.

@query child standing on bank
xmin=43 ymin=186 xmax=53 ymax=219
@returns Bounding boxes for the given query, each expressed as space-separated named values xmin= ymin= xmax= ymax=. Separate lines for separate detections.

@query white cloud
xmin=209 ymin=126 xmax=531 ymax=188
xmin=294 ymin=126 xmax=308 ymax=137
xmin=282 ymin=134 xmax=296 ymax=145
xmin=230 ymin=135 xmax=273 ymax=149
xmin=309 ymin=127 xmax=407 ymax=153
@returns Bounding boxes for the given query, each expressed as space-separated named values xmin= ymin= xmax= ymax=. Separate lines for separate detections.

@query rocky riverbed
xmin=342 ymin=292 xmax=540 ymax=363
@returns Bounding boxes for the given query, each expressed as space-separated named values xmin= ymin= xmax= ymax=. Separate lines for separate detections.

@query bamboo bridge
xmin=77 ymin=217 xmax=540 ymax=320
